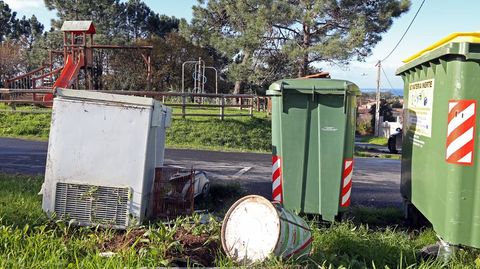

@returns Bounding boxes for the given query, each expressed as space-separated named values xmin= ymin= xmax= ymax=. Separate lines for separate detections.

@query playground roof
xmin=61 ymin=21 xmax=96 ymax=34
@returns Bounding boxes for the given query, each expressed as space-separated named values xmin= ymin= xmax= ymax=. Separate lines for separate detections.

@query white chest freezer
xmin=41 ymin=88 xmax=171 ymax=228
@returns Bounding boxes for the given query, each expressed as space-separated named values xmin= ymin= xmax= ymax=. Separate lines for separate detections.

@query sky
xmin=5 ymin=0 xmax=480 ymax=89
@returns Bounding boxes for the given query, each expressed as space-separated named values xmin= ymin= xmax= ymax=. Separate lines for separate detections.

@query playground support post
xmin=182 ymin=60 xmax=200 ymax=93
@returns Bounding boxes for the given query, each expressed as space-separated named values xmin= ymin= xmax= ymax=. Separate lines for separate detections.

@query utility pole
xmin=374 ymin=60 xmax=381 ymax=136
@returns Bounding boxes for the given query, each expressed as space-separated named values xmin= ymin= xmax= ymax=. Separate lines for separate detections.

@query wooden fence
xmin=0 ymin=89 xmax=271 ymax=119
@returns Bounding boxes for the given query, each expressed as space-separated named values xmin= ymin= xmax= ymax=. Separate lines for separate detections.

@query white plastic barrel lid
xmin=222 ymin=196 xmax=280 ymax=263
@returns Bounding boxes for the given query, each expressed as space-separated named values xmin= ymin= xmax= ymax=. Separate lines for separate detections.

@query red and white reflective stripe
xmin=340 ymin=158 xmax=353 ymax=207
xmin=272 ymin=156 xmax=282 ymax=202
xmin=446 ymin=100 xmax=476 ymax=165
xmin=284 ymin=236 xmax=313 ymax=258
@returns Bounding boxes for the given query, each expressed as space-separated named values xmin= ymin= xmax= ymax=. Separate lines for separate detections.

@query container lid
xmin=266 ymin=78 xmax=360 ymax=96
xmin=396 ymin=32 xmax=480 ymax=75
xmin=221 ymin=195 xmax=280 ymax=263
xmin=55 ymin=88 xmax=155 ymax=107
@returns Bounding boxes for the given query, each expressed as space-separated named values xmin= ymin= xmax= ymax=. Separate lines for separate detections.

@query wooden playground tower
xmin=5 ymin=21 xmax=153 ymax=103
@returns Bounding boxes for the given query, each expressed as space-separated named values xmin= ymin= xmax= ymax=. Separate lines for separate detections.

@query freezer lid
xmin=55 ymin=88 xmax=155 ymax=107
xmin=151 ymin=101 xmax=172 ymax=127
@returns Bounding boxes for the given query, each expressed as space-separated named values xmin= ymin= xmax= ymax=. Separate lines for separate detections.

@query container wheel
xmin=405 ymin=202 xmax=430 ymax=228
xmin=388 ymin=137 xmax=398 ymax=154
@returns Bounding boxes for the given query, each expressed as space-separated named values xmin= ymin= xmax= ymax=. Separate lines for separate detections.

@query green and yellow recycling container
xmin=267 ymin=78 xmax=360 ymax=221
xmin=396 ymin=32 xmax=480 ymax=248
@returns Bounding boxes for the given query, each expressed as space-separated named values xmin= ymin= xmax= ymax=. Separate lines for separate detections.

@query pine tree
xmin=182 ymin=0 xmax=284 ymax=94
xmin=277 ymin=0 xmax=411 ymax=77
xmin=44 ymin=0 xmax=123 ymax=36
xmin=0 ymin=0 xmax=17 ymax=41
xmin=13 ymin=15 xmax=44 ymax=48
xmin=184 ymin=0 xmax=411 ymax=92
xmin=118 ymin=0 xmax=180 ymax=41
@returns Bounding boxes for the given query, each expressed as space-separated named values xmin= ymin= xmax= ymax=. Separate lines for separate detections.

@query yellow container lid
xmin=402 ymin=32 xmax=480 ymax=63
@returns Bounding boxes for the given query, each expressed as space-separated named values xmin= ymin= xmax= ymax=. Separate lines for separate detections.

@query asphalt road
xmin=0 ymin=137 xmax=402 ymax=208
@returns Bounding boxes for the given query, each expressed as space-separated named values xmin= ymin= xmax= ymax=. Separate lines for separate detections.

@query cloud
xmin=4 ymin=0 xmax=44 ymax=11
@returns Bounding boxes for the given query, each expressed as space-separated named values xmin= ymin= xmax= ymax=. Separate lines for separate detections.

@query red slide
xmin=43 ymin=54 xmax=84 ymax=103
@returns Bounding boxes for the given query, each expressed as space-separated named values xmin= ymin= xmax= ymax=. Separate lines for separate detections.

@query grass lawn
xmin=1 ymin=173 xmax=479 ymax=268
xmin=357 ymin=135 xmax=389 ymax=146
xmin=1 ymin=104 xmax=399 ymax=159
xmin=167 ymin=107 xmax=271 ymax=152
xmin=0 ymin=105 xmax=51 ymax=140
xmin=0 ymin=104 xmax=271 ymax=152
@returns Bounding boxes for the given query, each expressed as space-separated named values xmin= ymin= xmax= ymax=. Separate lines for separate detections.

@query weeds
xmin=2 ymin=173 xmax=480 ymax=267
xmin=310 ymin=221 xmax=430 ymax=268
xmin=0 ymin=174 xmax=45 ymax=227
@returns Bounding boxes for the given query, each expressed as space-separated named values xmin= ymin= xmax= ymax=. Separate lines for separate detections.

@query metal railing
xmin=0 ymin=89 xmax=271 ymax=118
xmin=0 ymin=88 xmax=53 ymax=112
xmin=5 ymin=65 xmax=62 ymax=90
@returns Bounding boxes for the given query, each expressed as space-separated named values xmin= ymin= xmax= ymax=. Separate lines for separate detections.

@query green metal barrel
xmin=267 ymin=79 xmax=360 ymax=221
xmin=221 ymin=195 xmax=312 ymax=263
xmin=396 ymin=32 xmax=480 ymax=248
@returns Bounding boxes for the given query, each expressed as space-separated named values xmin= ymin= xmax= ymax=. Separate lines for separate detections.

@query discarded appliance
xmin=151 ymin=167 xmax=210 ymax=219
xmin=152 ymin=167 xmax=195 ymax=219
xmin=221 ymin=195 xmax=312 ymax=264
xmin=41 ymin=88 xmax=171 ymax=229
xmin=191 ymin=170 xmax=210 ymax=199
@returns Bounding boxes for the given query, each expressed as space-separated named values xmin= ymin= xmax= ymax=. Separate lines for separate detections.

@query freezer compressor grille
xmin=54 ymin=182 xmax=129 ymax=227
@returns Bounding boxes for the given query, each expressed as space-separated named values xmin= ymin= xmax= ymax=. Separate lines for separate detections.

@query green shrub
xmin=356 ymin=117 xmax=372 ymax=135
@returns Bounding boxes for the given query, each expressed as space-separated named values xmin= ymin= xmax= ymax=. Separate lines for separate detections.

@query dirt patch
xmin=99 ymin=228 xmax=219 ymax=267
xmin=172 ymin=228 xmax=219 ymax=267
xmin=100 ymin=229 xmax=147 ymax=252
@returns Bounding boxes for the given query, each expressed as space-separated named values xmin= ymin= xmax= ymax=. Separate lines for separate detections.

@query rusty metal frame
xmin=151 ymin=167 xmax=195 ymax=219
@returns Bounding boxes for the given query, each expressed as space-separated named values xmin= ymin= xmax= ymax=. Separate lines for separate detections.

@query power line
xmin=381 ymin=0 xmax=426 ymax=62
xmin=373 ymin=1 xmax=425 ymax=136
xmin=380 ymin=65 xmax=395 ymax=90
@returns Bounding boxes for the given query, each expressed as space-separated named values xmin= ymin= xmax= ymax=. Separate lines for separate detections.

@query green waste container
xmin=267 ymin=78 xmax=360 ymax=221
xmin=396 ymin=32 xmax=480 ymax=248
